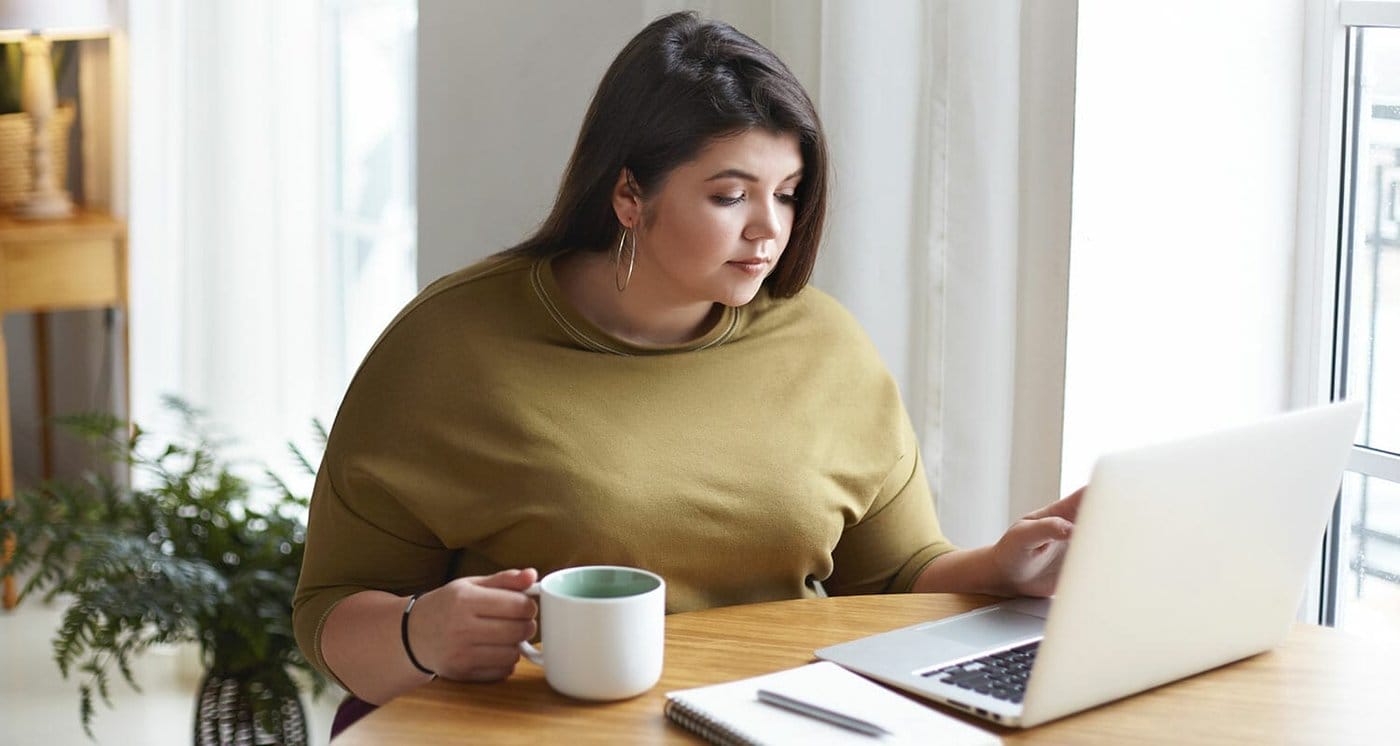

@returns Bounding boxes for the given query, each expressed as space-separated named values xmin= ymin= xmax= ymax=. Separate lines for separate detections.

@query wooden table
xmin=335 ymin=594 xmax=1400 ymax=744
xmin=0 ymin=210 xmax=128 ymax=609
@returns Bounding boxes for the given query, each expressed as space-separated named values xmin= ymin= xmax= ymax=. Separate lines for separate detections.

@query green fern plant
xmin=0 ymin=396 xmax=328 ymax=737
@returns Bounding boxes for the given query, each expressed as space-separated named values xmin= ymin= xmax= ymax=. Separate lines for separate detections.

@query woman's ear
xmin=610 ymin=168 xmax=642 ymax=228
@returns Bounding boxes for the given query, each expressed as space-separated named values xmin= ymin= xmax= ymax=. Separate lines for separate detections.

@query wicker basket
xmin=0 ymin=103 xmax=76 ymax=209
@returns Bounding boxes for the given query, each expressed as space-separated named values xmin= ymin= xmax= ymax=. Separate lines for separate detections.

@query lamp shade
xmin=0 ymin=0 xmax=108 ymax=40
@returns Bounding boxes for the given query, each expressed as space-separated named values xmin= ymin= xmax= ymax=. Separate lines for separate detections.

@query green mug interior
xmin=547 ymin=567 xmax=660 ymax=599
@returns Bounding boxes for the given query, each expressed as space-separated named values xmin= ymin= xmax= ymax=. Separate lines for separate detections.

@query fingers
xmin=469 ymin=567 xmax=539 ymax=591
xmin=1011 ymin=516 xmax=1073 ymax=549
xmin=1059 ymin=486 xmax=1085 ymax=517
xmin=466 ymin=643 xmax=527 ymax=669
xmin=995 ymin=516 xmax=1076 ymax=597
xmin=436 ymin=642 xmax=525 ymax=682
xmin=1024 ymin=486 xmax=1086 ymax=521
xmin=409 ymin=570 xmax=541 ymax=679
xmin=467 ymin=616 xmax=537 ymax=642
xmin=461 ymin=584 xmax=538 ymax=621
xmin=419 ymin=620 xmax=531 ymax=682
xmin=451 ymin=568 xmax=538 ymax=620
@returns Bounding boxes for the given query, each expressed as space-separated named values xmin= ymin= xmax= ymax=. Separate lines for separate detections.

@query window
xmin=126 ymin=0 xmax=417 ymax=494
xmin=1320 ymin=5 xmax=1400 ymax=636
xmin=325 ymin=0 xmax=418 ymax=383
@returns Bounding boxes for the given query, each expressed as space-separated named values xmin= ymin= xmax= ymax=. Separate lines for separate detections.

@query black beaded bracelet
xmin=401 ymin=593 xmax=436 ymax=677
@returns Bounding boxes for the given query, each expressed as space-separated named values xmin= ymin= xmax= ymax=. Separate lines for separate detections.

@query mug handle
xmin=517 ymin=582 xmax=544 ymax=666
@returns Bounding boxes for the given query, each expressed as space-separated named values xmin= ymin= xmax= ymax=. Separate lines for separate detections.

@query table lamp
xmin=0 ymin=0 xmax=108 ymax=220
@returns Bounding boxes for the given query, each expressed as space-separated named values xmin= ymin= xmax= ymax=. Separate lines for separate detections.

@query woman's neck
xmin=552 ymin=250 xmax=720 ymax=346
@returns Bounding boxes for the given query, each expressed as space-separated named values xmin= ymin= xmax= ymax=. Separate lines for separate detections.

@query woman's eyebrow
xmin=704 ymin=167 xmax=803 ymax=183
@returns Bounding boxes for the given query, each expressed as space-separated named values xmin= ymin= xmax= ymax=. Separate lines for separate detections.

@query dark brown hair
xmin=507 ymin=11 xmax=829 ymax=298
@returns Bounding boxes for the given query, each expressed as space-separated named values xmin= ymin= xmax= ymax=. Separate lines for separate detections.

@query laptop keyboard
xmin=921 ymin=640 xmax=1040 ymax=704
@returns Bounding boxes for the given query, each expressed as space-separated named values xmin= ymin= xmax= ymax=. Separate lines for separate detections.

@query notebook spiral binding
xmin=663 ymin=696 xmax=760 ymax=746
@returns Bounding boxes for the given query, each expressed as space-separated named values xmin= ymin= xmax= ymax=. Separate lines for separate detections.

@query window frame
xmin=1299 ymin=0 xmax=1400 ymax=625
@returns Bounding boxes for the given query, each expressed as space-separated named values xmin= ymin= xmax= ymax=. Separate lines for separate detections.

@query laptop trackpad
xmin=924 ymin=606 xmax=1046 ymax=650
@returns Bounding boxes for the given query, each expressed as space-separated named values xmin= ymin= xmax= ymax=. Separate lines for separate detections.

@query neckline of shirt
xmin=529 ymin=255 xmax=743 ymax=356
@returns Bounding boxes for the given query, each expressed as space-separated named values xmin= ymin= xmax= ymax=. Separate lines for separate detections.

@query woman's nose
xmin=744 ymin=199 xmax=783 ymax=241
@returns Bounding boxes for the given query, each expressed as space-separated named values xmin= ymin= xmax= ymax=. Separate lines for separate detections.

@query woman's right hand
xmin=406 ymin=568 xmax=539 ymax=682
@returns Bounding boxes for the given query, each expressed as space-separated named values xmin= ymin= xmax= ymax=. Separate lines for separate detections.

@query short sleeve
xmin=824 ymin=425 xmax=958 ymax=596
xmin=291 ymin=465 xmax=455 ymax=683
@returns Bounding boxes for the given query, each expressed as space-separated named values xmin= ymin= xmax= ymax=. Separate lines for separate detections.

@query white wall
xmin=417 ymin=0 xmax=775 ymax=285
xmin=418 ymin=0 xmax=638 ymax=284
xmin=1062 ymin=0 xmax=1307 ymax=488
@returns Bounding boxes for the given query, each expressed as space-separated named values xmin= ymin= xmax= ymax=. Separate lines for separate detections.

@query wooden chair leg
xmin=2 ymin=533 xmax=15 ymax=609
xmin=1 ymin=318 xmax=14 ymax=610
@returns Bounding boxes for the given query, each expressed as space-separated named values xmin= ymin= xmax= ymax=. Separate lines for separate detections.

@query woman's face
xmin=620 ymin=129 xmax=804 ymax=309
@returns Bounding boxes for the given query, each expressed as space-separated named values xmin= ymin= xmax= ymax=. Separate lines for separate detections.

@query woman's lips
xmin=727 ymin=257 xmax=770 ymax=275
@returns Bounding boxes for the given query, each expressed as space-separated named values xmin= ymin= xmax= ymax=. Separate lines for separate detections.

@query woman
xmin=292 ymin=11 xmax=1080 ymax=714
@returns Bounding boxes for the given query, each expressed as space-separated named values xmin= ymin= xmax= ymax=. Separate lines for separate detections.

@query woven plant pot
xmin=0 ymin=102 xmax=75 ymax=209
xmin=195 ymin=671 xmax=308 ymax=746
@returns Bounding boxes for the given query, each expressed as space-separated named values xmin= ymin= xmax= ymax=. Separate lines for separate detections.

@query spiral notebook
xmin=664 ymin=662 xmax=1000 ymax=746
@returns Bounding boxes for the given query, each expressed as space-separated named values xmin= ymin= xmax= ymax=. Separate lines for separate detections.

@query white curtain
xmin=766 ymin=0 xmax=1075 ymax=546
xmin=127 ymin=0 xmax=332 ymax=476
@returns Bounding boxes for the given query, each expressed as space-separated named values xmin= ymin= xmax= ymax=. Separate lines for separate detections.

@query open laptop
xmin=816 ymin=401 xmax=1363 ymax=728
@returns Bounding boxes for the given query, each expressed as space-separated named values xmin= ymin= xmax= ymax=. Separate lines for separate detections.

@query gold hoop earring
xmin=614 ymin=227 xmax=636 ymax=292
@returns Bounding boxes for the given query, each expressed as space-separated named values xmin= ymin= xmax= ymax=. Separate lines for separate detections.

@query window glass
xmin=1334 ymin=472 xmax=1400 ymax=637
xmin=1333 ymin=26 xmax=1400 ymax=637
xmin=328 ymin=0 xmax=418 ymax=382
xmin=1346 ymin=27 xmax=1400 ymax=457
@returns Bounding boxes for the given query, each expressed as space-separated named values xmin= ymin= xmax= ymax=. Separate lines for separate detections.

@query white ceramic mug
xmin=517 ymin=565 xmax=666 ymax=701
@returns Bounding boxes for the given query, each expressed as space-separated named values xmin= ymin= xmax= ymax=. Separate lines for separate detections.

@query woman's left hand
xmin=991 ymin=487 xmax=1085 ymax=597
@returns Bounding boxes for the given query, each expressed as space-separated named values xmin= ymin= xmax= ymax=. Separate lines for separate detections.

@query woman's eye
xmin=711 ymin=192 xmax=798 ymax=207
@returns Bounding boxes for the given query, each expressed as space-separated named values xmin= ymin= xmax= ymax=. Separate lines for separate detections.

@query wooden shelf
xmin=0 ymin=208 xmax=129 ymax=609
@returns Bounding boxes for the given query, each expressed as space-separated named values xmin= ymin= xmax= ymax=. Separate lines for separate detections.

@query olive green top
xmin=292 ymin=253 xmax=957 ymax=681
